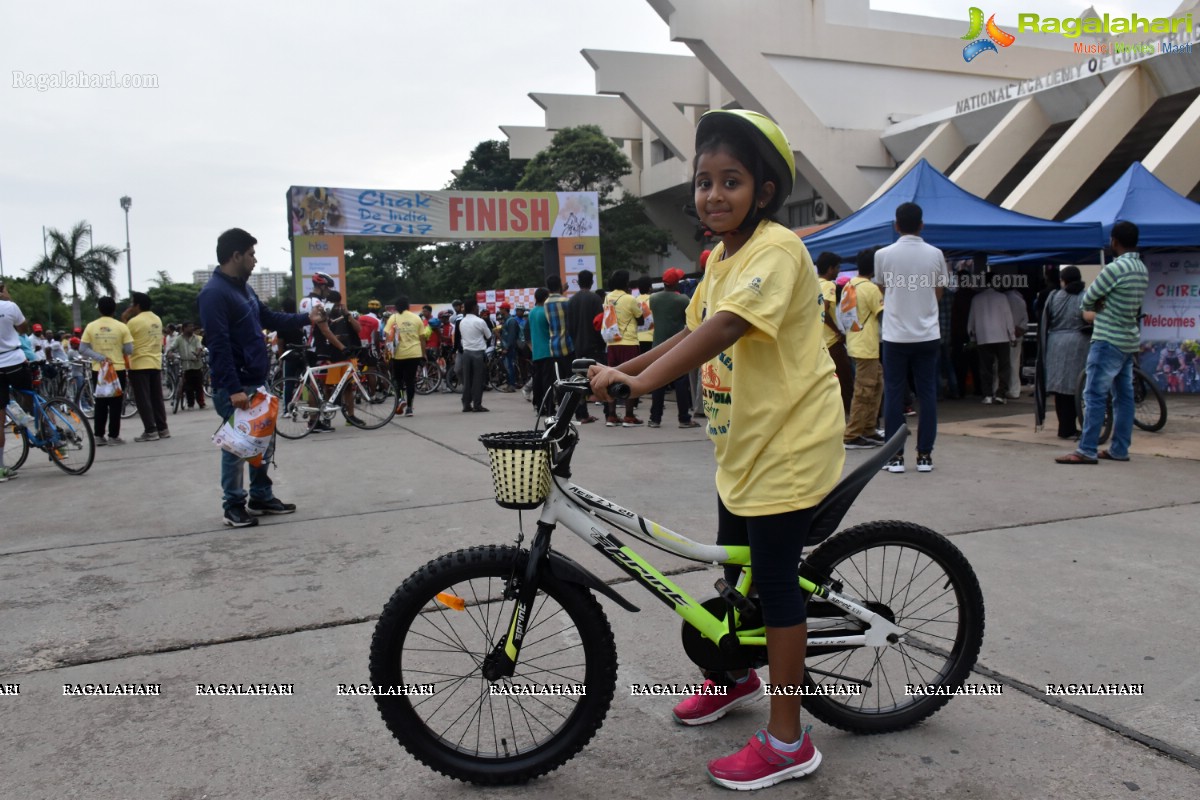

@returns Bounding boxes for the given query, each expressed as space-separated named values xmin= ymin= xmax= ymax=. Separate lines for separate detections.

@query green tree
xmin=27 ymin=221 xmax=121 ymax=330
xmin=448 ymin=140 xmax=528 ymax=191
xmin=2 ymin=277 xmax=71 ymax=331
xmin=151 ymin=270 xmax=173 ymax=288
xmin=517 ymin=125 xmax=671 ymax=278
xmin=147 ymin=282 xmax=202 ymax=326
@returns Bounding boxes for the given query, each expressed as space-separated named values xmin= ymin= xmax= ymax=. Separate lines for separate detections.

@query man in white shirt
xmin=874 ymin=202 xmax=948 ymax=474
xmin=1003 ymin=288 xmax=1028 ymax=399
xmin=455 ymin=298 xmax=493 ymax=413
xmin=0 ymin=283 xmax=32 ymax=481
xmin=967 ymin=276 xmax=1016 ymax=405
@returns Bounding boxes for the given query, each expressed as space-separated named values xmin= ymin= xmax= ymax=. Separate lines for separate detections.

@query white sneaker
xmin=982 ymin=396 xmax=994 ymax=405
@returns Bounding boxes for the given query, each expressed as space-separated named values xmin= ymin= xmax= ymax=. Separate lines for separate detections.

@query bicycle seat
xmin=807 ymin=425 xmax=909 ymax=547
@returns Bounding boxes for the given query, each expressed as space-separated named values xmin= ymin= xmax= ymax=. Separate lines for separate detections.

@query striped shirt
xmin=545 ymin=294 xmax=572 ymax=358
xmin=1081 ymin=252 xmax=1148 ymax=353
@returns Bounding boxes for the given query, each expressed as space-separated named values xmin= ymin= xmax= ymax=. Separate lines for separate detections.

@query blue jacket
xmin=198 ymin=268 xmax=308 ymax=393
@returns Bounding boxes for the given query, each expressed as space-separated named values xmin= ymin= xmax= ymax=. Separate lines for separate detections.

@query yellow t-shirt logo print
xmin=962 ymin=7 xmax=1015 ymax=62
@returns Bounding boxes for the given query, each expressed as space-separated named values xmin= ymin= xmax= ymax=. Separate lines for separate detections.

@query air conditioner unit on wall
xmin=812 ymin=198 xmax=831 ymax=223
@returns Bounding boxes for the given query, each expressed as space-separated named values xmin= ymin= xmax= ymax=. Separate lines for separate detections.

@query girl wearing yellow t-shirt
xmin=590 ymin=110 xmax=843 ymax=790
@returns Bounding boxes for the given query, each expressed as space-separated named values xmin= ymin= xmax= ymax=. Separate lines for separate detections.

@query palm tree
xmin=28 ymin=221 xmax=120 ymax=330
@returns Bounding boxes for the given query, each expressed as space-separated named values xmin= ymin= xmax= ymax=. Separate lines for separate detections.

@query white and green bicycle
xmin=370 ymin=361 xmax=985 ymax=784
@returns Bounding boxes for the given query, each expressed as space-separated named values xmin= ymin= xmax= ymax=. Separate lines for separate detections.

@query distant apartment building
xmin=193 ymin=267 xmax=288 ymax=301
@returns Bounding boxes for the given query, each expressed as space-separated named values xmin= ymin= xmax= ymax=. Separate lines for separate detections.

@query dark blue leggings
xmin=717 ymin=498 xmax=815 ymax=628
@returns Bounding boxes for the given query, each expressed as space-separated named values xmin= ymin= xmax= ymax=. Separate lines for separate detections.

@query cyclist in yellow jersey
xmin=590 ymin=110 xmax=842 ymax=790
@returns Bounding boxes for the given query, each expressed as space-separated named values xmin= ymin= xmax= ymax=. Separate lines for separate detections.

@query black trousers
xmin=391 ymin=358 xmax=420 ymax=407
xmin=129 ymin=369 xmax=168 ymax=434
xmin=183 ymin=368 xmax=205 ymax=407
xmin=92 ymin=369 xmax=128 ymax=438
xmin=977 ymin=343 xmax=1010 ymax=399
xmin=650 ymin=375 xmax=692 ymax=424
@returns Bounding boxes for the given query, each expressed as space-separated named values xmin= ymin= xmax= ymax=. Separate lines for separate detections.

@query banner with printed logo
xmin=288 ymin=187 xmax=599 ymax=240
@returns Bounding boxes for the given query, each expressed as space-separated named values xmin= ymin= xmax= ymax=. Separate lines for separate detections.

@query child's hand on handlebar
xmin=587 ymin=364 xmax=640 ymax=402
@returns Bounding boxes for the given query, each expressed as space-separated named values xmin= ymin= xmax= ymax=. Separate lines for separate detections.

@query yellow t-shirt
xmin=818 ymin=278 xmax=840 ymax=349
xmin=80 ymin=316 xmax=133 ymax=372
xmin=636 ymin=294 xmax=654 ymax=345
xmin=126 ymin=311 xmax=163 ymax=370
xmin=604 ymin=289 xmax=642 ymax=347
xmin=384 ymin=310 xmax=427 ymax=360
xmin=843 ymin=278 xmax=883 ymax=360
xmin=685 ymin=220 xmax=845 ymax=515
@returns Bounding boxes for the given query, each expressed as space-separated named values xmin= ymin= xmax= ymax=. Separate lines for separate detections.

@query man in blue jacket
xmin=199 ymin=228 xmax=314 ymax=528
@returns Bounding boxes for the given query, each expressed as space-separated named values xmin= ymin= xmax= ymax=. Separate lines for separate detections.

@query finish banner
xmin=288 ymin=187 xmax=599 ymax=240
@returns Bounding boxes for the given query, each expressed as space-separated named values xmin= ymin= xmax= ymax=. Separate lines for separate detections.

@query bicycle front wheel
xmin=369 ymin=545 xmax=618 ymax=785
xmin=271 ymin=377 xmax=317 ymax=439
xmin=44 ymin=397 xmax=95 ymax=475
xmin=343 ymin=373 xmax=397 ymax=430
xmin=4 ymin=421 xmax=30 ymax=471
xmin=1133 ymin=372 xmax=1167 ymax=432
xmin=415 ymin=362 xmax=440 ymax=395
xmin=75 ymin=381 xmax=95 ymax=419
xmin=802 ymin=521 xmax=985 ymax=734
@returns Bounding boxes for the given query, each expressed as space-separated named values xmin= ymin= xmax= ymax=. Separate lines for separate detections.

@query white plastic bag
xmin=211 ymin=387 xmax=279 ymax=467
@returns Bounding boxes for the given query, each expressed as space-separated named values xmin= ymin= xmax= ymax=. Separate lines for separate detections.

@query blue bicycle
xmin=4 ymin=390 xmax=95 ymax=475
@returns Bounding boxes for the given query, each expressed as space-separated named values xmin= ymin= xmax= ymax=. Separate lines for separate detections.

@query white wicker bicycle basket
xmin=479 ymin=431 xmax=552 ymax=510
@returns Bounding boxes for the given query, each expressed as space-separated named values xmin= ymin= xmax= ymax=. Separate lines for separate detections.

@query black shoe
xmin=248 ymin=498 xmax=297 ymax=516
xmin=917 ymin=453 xmax=933 ymax=473
xmin=223 ymin=507 xmax=259 ymax=528
xmin=844 ymin=436 xmax=881 ymax=450
xmin=474 ymin=406 xmax=490 ymax=412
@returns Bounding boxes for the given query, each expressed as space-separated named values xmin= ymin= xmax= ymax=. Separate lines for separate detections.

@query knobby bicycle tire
xmin=44 ymin=397 xmax=95 ymax=475
xmin=801 ymin=521 xmax=985 ymax=734
xmin=369 ymin=545 xmax=618 ymax=785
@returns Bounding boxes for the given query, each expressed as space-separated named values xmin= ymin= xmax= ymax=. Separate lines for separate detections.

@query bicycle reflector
xmin=435 ymin=592 xmax=466 ymax=611
xmin=479 ymin=431 xmax=552 ymax=509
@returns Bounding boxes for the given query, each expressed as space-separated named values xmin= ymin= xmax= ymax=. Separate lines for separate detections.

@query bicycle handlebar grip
xmin=608 ymin=382 xmax=631 ymax=401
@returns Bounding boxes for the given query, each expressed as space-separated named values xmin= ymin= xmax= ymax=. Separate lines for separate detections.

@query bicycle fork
xmin=481 ymin=522 xmax=555 ymax=681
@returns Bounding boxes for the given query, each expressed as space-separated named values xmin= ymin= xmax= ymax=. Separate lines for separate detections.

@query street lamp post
xmin=119 ymin=195 xmax=132 ymax=298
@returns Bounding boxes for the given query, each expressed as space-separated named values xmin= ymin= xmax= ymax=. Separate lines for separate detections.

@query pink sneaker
xmin=707 ymin=727 xmax=821 ymax=790
xmin=672 ymin=670 xmax=762 ymax=726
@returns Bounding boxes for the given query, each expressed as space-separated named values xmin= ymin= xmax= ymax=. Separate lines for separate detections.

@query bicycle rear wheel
xmin=1133 ymin=372 xmax=1167 ymax=432
xmin=44 ymin=397 xmax=95 ymax=475
xmin=272 ymin=377 xmax=317 ymax=439
xmin=370 ymin=545 xmax=617 ymax=785
xmin=415 ymin=361 xmax=440 ymax=395
xmin=801 ymin=521 xmax=985 ymax=734
xmin=76 ymin=381 xmax=95 ymax=419
xmin=4 ymin=421 xmax=30 ymax=471
xmin=343 ymin=373 xmax=397 ymax=430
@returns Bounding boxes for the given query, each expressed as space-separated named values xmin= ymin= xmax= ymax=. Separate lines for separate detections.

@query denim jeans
xmin=1078 ymin=340 xmax=1135 ymax=459
xmin=504 ymin=349 xmax=518 ymax=387
xmin=882 ymin=339 xmax=940 ymax=456
xmin=213 ymin=387 xmax=274 ymax=511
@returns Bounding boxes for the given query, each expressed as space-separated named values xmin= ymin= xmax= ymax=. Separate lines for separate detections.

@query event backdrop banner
xmin=288 ymin=187 xmax=599 ymax=240
xmin=1141 ymin=252 xmax=1200 ymax=343
xmin=292 ymin=235 xmax=346 ymax=300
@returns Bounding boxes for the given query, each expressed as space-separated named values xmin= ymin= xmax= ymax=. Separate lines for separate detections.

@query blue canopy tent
xmin=801 ymin=159 xmax=1104 ymax=260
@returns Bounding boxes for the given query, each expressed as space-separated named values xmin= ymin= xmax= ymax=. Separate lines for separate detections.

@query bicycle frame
xmin=287 ymin=357 xmax=368 ymax=413
xmin=10 ymin=389 xmax=75 ymax=450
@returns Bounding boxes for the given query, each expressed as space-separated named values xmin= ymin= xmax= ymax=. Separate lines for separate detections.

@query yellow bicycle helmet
xmin=695 ymin=109 xmax=796 ymax=216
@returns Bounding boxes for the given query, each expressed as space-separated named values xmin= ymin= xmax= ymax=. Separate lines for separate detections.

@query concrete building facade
xmin=504 ymin=0 xmax=1200 ymax=263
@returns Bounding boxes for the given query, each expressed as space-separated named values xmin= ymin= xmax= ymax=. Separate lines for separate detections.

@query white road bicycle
xmin=271 ymin=349 xmax=396 ymax=438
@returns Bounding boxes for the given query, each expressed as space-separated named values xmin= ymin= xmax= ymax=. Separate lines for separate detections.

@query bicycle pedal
xmin=714 ymin=579 xmax=757 ymax=615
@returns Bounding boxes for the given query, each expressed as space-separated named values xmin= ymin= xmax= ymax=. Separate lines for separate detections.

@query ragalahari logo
xmin=962 ymin=7 xmax=1016 ymax=61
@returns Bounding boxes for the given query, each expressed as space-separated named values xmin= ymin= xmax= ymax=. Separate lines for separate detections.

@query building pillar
xmin=1142 ymin=91 xmax=1200 ymax=197
xmin=1002 ymin=67 xmax=1160 ymax=218
xmin=951 ymin=98 xmax=1049 ymax=199
xmin=864 ymin=121 xmax=965 ymax=205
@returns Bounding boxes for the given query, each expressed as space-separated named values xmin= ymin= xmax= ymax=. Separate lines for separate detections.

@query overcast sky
xmin=0 ymin=0 xmax=1184 ymax=292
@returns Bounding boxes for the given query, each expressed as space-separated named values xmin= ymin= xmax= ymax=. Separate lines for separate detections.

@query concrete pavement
xmin=1 ymin=388 xmax=1198 ymax=799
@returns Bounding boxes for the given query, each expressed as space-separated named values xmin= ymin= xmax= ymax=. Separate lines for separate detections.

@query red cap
xmin=73 ymin=327 xmax=82 ymax=334
xmin=32 ymin=323 xmax=43 ymax=332
xmin=662 ymin=268 xmax=685 ymax=285
xmin=69 ymin=336 xmax=80 ymax=347
xmin=699 ymin=250 xmax=712 ymax=270
xmin=499 ymin=302 xmax=512 ymax=310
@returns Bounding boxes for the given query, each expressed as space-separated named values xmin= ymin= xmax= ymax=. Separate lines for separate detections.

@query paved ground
xmin=2 ymin=386 xmax=1199 ymax=799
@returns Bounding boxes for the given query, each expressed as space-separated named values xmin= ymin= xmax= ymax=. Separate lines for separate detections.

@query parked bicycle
xmin=369 ymin=361 xmax=985 ymax=784
xmin=272 ymin=348 xmax=396 ymax=439
xmin=76 ymin=370 xmax=139 ymax=420
xmin=1075 ymin=364 xmax=1167 ymax=445
xmin=4 ymin=388 xmax=95 ymax=475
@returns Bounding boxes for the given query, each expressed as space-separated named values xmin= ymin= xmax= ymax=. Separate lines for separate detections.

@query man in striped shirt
xmin=1057 ymin=221 xmax=1148 ymax=465
xmin=545 ymin=275 xmax=595 ymax=422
